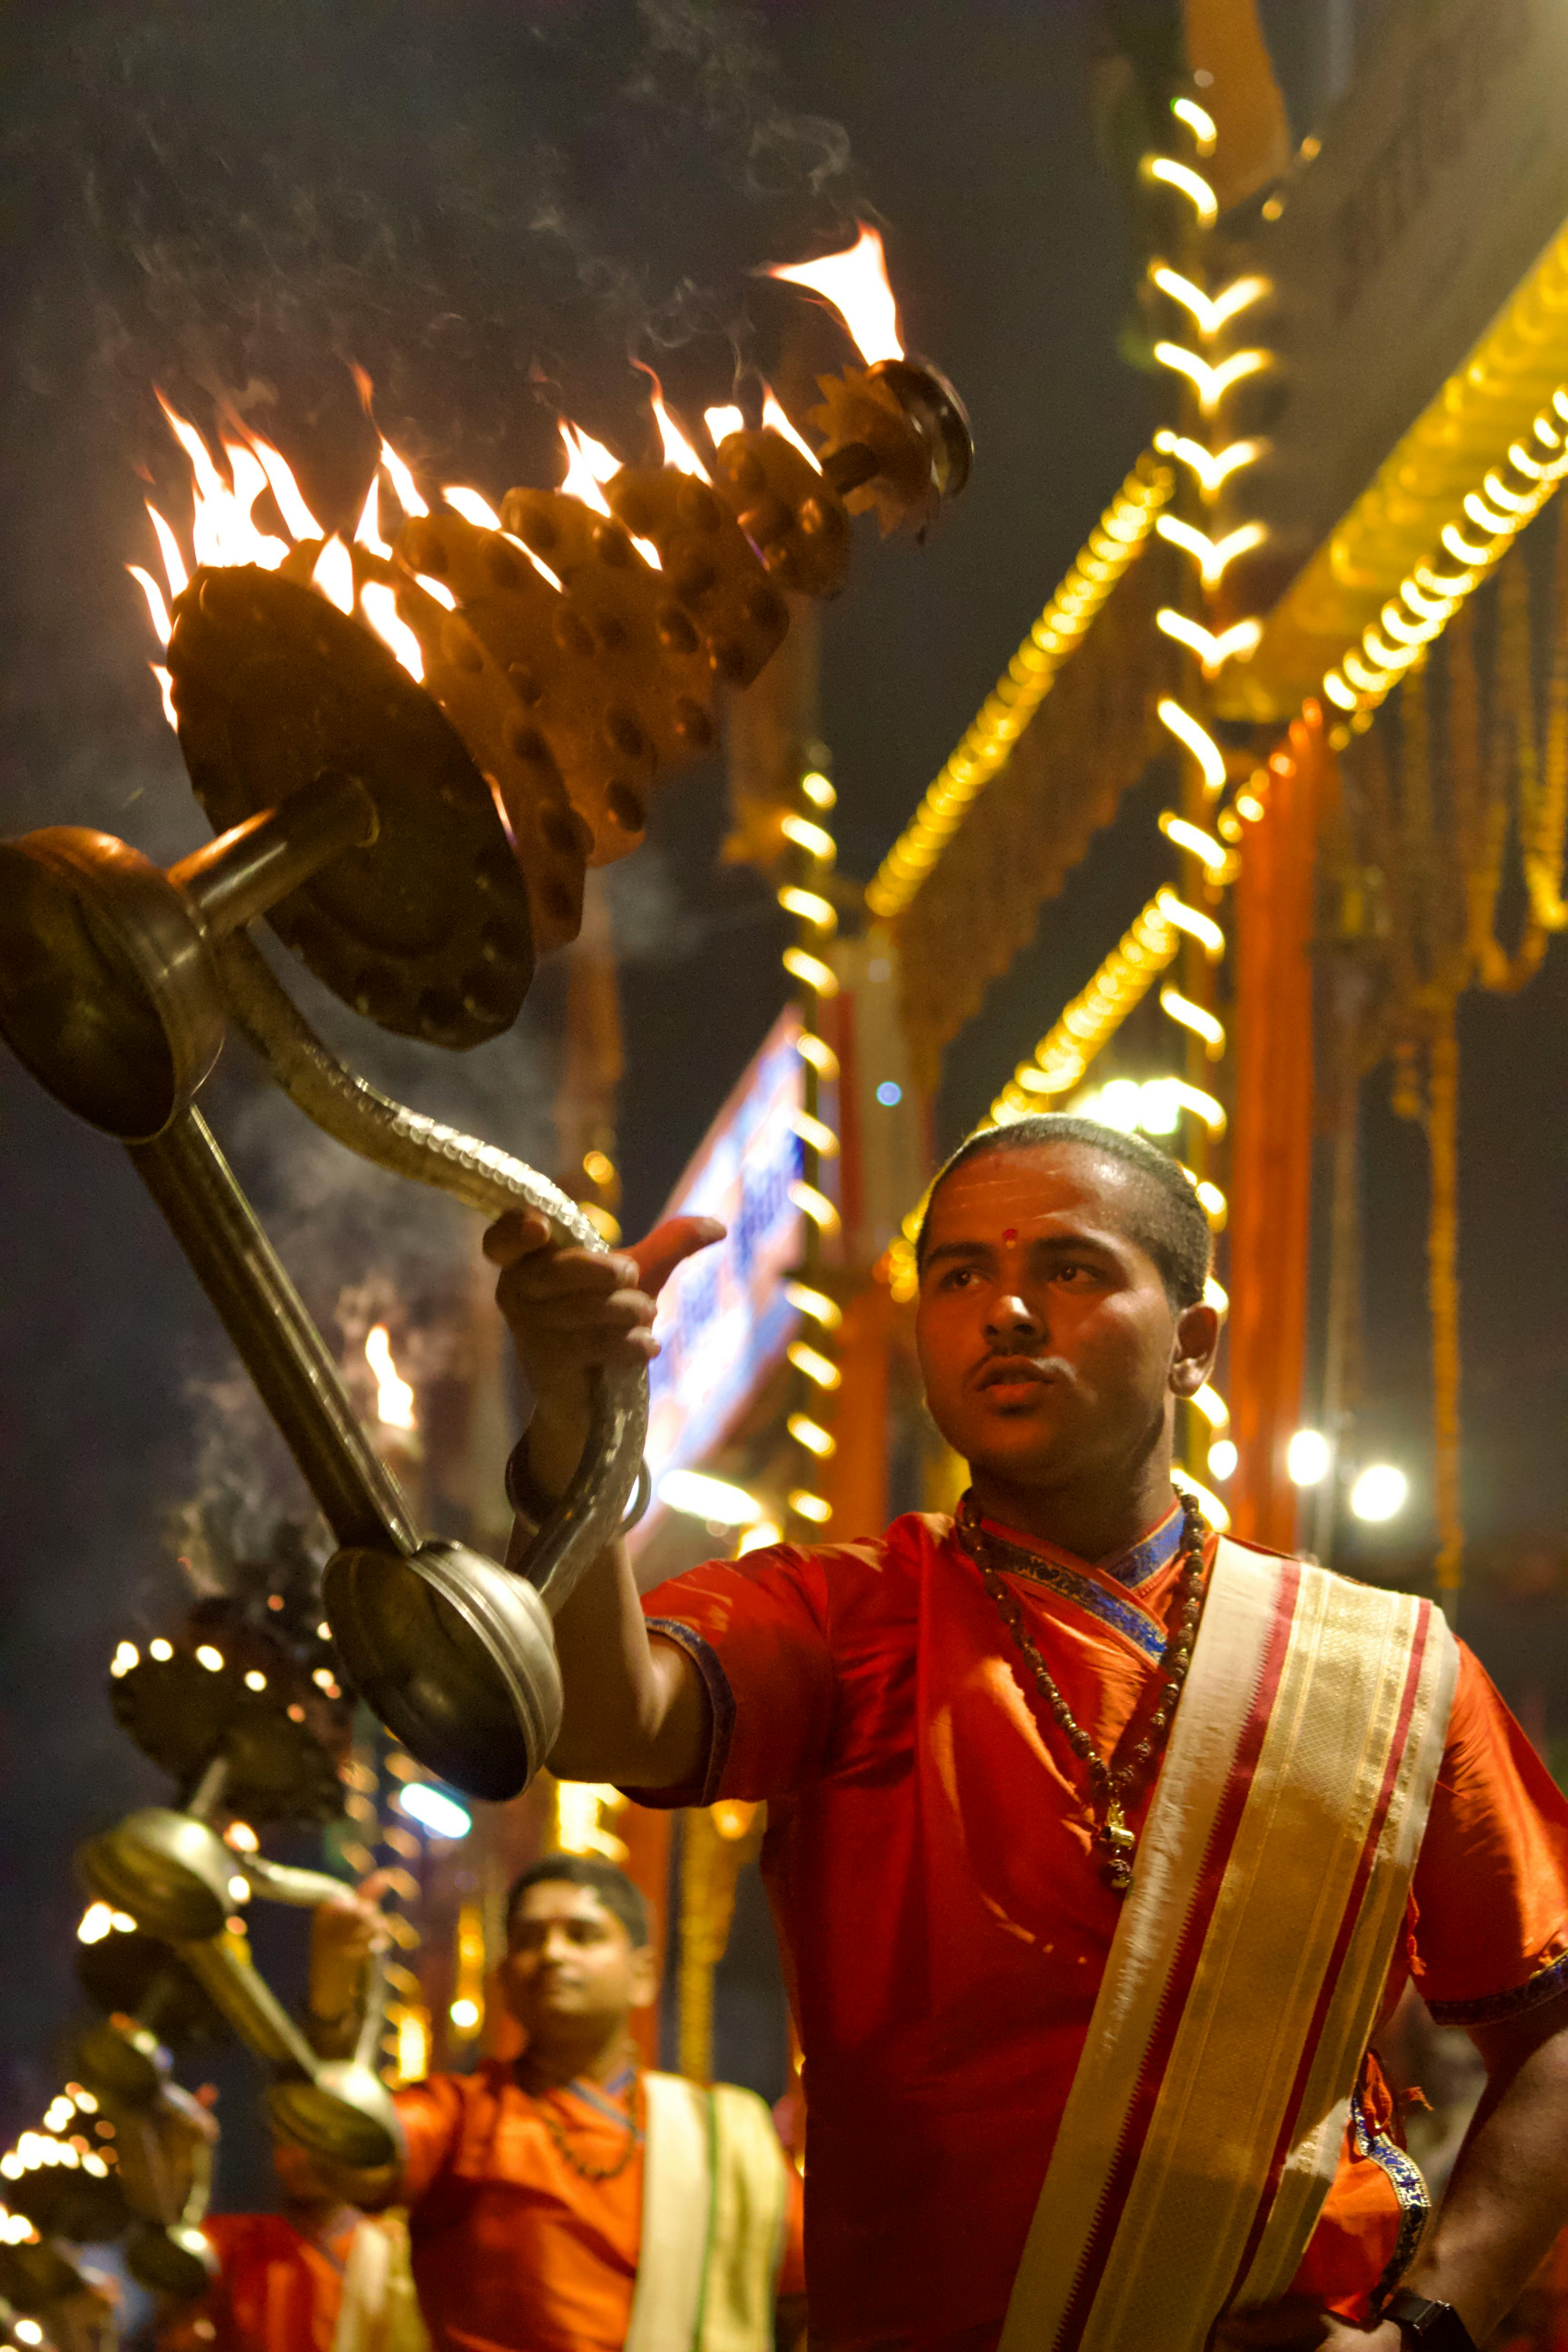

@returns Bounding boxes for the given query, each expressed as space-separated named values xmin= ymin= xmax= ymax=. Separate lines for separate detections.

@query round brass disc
xmin=109 ymin=1647 xmax=344 ymax=1825
xmin=166 ymin=567 xmax=534 ymax=1049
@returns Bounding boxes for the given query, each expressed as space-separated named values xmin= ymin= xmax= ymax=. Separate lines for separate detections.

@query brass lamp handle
xmin=211 ymin=930 xmax=649 ymax=1608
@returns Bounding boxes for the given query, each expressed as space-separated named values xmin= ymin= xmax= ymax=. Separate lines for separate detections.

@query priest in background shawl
xmin=485 ymin=1114 xmax=1568 ymax=2352
xmin=304 ymin=1855 xmax=804 ymax=2352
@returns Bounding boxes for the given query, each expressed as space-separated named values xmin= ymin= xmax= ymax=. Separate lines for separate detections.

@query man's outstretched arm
xmin=1215 ymin=1989 xmax=1568 ymax=2350
xmin=486 ymin=1207 xmax=719 ymax=1790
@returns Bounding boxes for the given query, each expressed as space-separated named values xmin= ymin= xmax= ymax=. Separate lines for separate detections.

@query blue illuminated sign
xmin=634 ymin=1009 xmax=803 ymax=1541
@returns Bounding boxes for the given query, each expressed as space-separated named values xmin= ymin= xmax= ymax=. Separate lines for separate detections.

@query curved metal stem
xmin=129 ymin=1108 xmax=417 ymax=1555
xmin=214 ymin=932 xmax=647 ymax=1613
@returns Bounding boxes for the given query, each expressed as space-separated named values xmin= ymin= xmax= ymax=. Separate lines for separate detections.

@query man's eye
xmin=941 ymin=1267 xmax=975 ymax=1289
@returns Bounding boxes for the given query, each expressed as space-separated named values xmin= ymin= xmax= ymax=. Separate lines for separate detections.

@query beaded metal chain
xmin=536 ymin=2075 xmax=644 ymax=2182
xmin=956 ymin=1490 xmax=1210 ymax=1895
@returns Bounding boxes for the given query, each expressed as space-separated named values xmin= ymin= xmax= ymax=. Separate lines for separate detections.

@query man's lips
xmin=973 ymin=1357 xmax=1064 ymax=1393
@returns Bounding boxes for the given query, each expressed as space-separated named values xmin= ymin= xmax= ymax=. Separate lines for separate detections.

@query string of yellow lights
xmin=881 ymin=88 xmax=1273 ymax=1536
xmin=864 ymin=458 xmax=1172 ymax=921
xmin=781 ymin=763 xmax=844 ymax=1538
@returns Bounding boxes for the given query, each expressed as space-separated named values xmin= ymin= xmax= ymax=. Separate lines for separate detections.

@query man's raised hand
xmin=484 ymin=1210 xmax=724 ymax=1500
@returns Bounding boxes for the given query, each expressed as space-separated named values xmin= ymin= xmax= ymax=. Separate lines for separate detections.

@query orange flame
xmin=358 ymin=583 xmax=424 ymax=682
xmin=127 ymin=566 xmax=172 ymax=647
xmin=365 ymin=1326 xmax=416 ymax=1430
xmin=441 ymin=484 xmax=502 ymax=530
xmin=154 ymin=397 xmax=294 ymax=571
xmin=651 ymin=393 xmax=710 ymax=482
xmin=146 ymin=505 xmax=190 ymax=602
xmin=557 ymin=423 xmax=618 ymax=518
xmin=442 ymin=484 xmax=566 ymax=591
xmin=354 ymin=477 xmax=392 ymax=559
xmin=378 ymin=438 xmax=429 ymax=520
xmin=704 ymin=403 xmax=745 ymax=447
xmin=762 ymin=389 xmax=821 ymax=474
xmin=767 ymin=224 xmax=903 ymax=366
xmin=310 ymin=536 xmax=355 ymax=615
xmin=556 ymin=426 xmax=659 ymax=569
xmin=246 ymin=434 xmax=322 ymax=541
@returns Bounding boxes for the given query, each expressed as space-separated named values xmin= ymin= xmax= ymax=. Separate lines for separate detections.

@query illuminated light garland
xmin=788 ymin=1412 xmax=837 ymax=1457
xmin=789 ymin=1489 xmax=833 ymax=1525
xmin=1156 ymin=514 xmax=1267 ymax=588
xmin=789 ymin=1180 xmax=841 ymax=1235
xmin=1235 ymin=229 xmax=1568 ymax=727
xmin=1159 ymin=810 xmax=1231 ymax=876
xmin=865 ymin=457 xmax=1171 ymax=918
xmin=781 ymin=813 xmax=836 ymax=861
xmin=1159 ymin=985 xmax=1225 ymax=1057
xmin=791 ymin=1110 xmax=840 ymax=1158
xmin=1170 ymin=98 xmax=1217 ymax=153
xmin=1144 ymin=157 xmax=1218 ymax=225
xmin=778 ymin=885 xmax=837 ymax=931
xmin=796 ymin=1031 xmax=839 ymax=1081
xmin=1149 ymin=267 xmax=1269 ymax=338
xmin=1192 ymin=1382 xmax=1231 ymax=1430
xmin=1154 ymin=431 xmax=1261 ymax=500
xmin=784 ymin=1280 xmax=843 ymax=1331
xmin=788 ymin=1340 xmax=842 ymax=1392
xmin=1158 ymin=696 xmax=1230 ymax=792
xmin=1152 ymin=343 xmax=1268 ymax=416
xmin=1155 ymin=888 xmax=1225 ymax=957
xmin=782 ymin=946 xmax=839 ymax=996
xmin=1156 ymin=610 xmax=1263 ymax=674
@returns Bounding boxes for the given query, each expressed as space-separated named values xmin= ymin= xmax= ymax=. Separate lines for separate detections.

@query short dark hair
xmin=916 ymin=1115 xmax=1212 ymax=1311
xmin=506 ymin=1855 xmax=651 ymax=1949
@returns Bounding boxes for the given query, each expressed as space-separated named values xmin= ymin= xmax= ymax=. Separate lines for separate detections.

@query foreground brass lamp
xmin=0 ymin=290 xmax=970 ymax=1798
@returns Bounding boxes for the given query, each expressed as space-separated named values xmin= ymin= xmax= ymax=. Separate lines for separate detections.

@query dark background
xmin=2 ymin=0 xmax=1565 ymax=2191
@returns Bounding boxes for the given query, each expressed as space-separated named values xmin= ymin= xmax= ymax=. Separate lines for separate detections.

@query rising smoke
xmin=0 ymin=0 xmax=857 ymax=1574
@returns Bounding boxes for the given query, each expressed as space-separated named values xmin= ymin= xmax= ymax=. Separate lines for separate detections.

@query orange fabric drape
xmin=1226 ymin=711 xmax=1327 ymax=1551
xmin=821 ymin=1284 xmax=894 ymax=1542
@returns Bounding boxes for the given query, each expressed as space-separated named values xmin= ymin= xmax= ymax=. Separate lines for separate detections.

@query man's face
xmin=915 ymin=1143 xmax=1217 ymax=1500
xmin=498 ymin=1882 xmax=656 ymax=2047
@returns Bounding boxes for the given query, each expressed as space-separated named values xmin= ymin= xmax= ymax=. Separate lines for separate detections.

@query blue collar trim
xmin=1103 ymin=1504 xmax=1184 ymax=1590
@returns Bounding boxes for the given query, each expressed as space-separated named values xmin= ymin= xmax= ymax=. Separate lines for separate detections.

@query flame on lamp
xmin=558 ymin=422 xmax=661 ymax=568
xmin=366 ymin=1325 xmax=416 ymax=1430
xmin=767 ymin=224 xmax=904 ymax=366
xmin=761 ymin=388 xmax=822 ymax=474
xmin=358 ymin=582 xmax=424 ymax=682
xmin=649 ymin=391 xmax=710 ymax=482
xmin=378 ymin=438 xmax=429 ymax=519
xmin=704 ymin=403 xmax=745 ymax=446
xmin=558 ymin=422 xmax=620 ymax=517
xmin=310 ymin=536 xmax=355 ymax=616
xmin=442 ymin=483 xmax=567 ymax=591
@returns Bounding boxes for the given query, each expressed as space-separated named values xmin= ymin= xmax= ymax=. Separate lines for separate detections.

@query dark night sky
xmin=0 ymin=0 xmax=1564 ymax=2156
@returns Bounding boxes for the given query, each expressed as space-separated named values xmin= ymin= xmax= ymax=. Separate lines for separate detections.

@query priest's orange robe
xmin=184 ymin=2213 xmax=358 ymax=2352
xmin=396 ymin=2064 xmax=804 ymax=2352
xmin=636 ymin=1506 xmax=1568 ymax=2352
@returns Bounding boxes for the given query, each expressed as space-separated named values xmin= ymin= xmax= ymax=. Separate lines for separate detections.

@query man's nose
xmin=985 ymin=1290 xmax=1041 ymax=1339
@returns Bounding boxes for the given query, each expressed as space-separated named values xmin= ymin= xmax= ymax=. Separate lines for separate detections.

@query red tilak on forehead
xmin=1003 ymin=1228 xmax=1018 ymax=1245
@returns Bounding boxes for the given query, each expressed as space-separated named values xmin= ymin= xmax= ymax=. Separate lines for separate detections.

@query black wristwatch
xmin=1382 ymin=2292 xmax=1479 ymax=2352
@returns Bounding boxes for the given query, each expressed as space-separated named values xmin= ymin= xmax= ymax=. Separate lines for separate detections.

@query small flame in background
xmin=767 ymin=222 xmax=904 ymax=367
xmin=129 ymin=220 xmax=898 ymax=721
xmin=365 ymin=1325 xmax=416 ymax=1430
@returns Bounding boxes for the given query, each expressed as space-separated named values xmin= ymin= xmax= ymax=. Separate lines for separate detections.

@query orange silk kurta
xmin=191 ymin=2212 xmax=358 ymax=2352
xmin=637 ymin=1507 xmax=1568 ymax=2352
xmin=396 ymin=2063 xmax=805 ymax=2352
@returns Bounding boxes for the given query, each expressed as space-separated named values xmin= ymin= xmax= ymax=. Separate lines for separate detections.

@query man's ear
xmin=629 ymin=1942 xmax=661 ymax=2012
xmin=1169 ymin=1301 xmax=1221 ymax=1398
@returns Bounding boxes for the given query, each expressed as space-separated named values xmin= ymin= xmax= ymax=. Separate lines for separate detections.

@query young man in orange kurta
xmin=307 ymin=1856 xmax=804 ymax=2352
xmin=486 ymin=1112 xmax=1568 ymax=2352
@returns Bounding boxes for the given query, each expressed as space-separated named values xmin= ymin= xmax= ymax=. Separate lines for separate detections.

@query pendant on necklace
xmin=1099 ymin=1795 xmax=1137 ymax=1893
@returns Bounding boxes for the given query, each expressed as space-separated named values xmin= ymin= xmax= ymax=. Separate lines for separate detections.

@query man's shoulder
xmin=395 ymin=2060 xmax=509 ymax=2122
